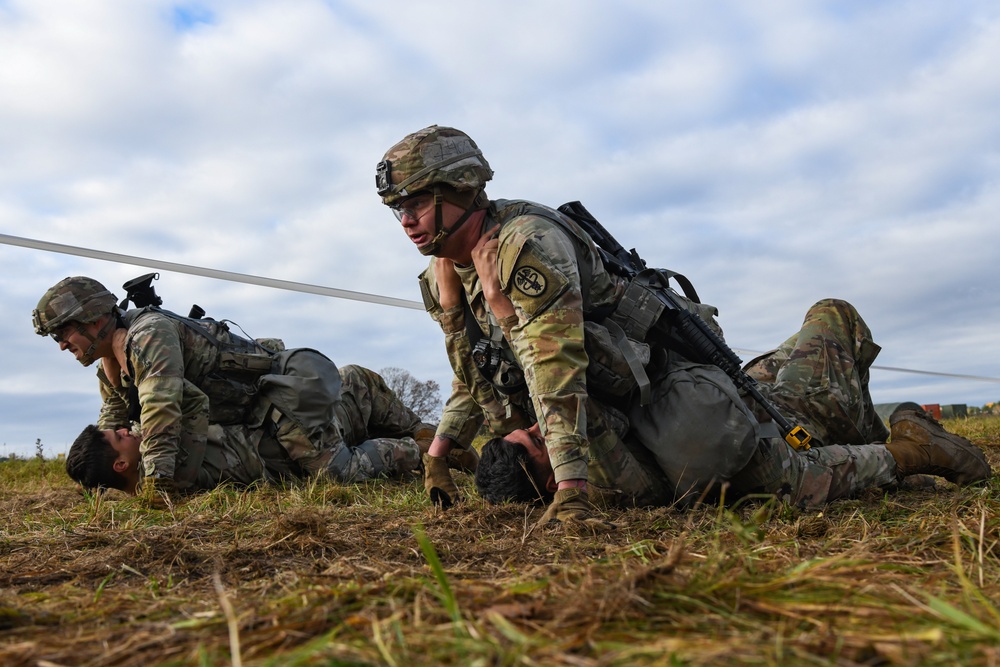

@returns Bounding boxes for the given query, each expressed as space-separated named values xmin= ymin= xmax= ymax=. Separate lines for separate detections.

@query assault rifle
xmin=557 ymin=201 xmax=812 ymax=450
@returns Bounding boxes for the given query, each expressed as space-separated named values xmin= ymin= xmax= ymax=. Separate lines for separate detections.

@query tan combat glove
xmin=447 ymin=446 xmax=480 ymax=473
xmin=536 ymin=488 xmax=617 ymax=532
xmin=139 ymin=476 xmax=177 ymax=510
xmin=414 ymin=426 xmax=479 ymax=473
xmin=422 ymin=453 xmax=461 ymax=509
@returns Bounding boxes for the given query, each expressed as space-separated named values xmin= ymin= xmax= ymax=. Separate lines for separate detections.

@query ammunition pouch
xmin=202 ymin=349 xmax=276 ymax=424
xmin=201 ymin=376 xmax=259 ymax=425
xmin=612 ymin=269 xmax=723 ymax=343
xmin=609 ymin=277 xmax=667 ymax=342
xmin=181 ymin=321 xmax=275 ymax=424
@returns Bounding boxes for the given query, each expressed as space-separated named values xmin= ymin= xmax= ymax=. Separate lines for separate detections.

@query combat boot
xmin=422 ymin=453 xmax=461 ymax=509
xmin=885 ymin=409 xmax=991 ymax=484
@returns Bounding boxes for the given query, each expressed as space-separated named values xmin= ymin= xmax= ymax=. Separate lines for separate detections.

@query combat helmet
xmin=376 ymin=125 xmax=493 ymax=256
xmin=33 ymin=276 xmax=119 ymax=366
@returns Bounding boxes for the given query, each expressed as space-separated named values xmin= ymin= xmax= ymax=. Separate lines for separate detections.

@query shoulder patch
xmin=498 ymin=236 xmax=571 ymax=321
xmin=496 ymin=228 xmax=528 ymax=285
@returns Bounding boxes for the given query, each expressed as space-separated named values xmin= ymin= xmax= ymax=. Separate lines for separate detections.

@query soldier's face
xmin=396 ymin=194 xmax=468 ymax=254
xmin=505 ymin=423 xmax=557 ymax=493
xmin=104 ymin=428 xmax=141 ymax=467
xmin=54 ymin=321 xmax=99 ymax=362
xmin=103 ymin=428 xmax=142 ymax=492
xmin=396 ymin=193 xmax=436 ymax=247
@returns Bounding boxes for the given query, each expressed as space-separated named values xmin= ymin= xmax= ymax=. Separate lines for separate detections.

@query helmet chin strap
xmin=78 ymin=316 xmax=116 ymax=367
xmin=418 ymin=188 xmax=484 ymax=257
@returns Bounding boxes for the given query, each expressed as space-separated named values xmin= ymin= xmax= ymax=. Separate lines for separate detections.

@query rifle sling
xmin=604 ymin=318 xmax=652 ymax=405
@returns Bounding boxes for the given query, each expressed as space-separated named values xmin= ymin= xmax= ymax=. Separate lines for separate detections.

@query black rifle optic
xmin=557 ymin=201 xmax=812 ymax=450
xmin=121 ymin=272 xmax=206 ymax=320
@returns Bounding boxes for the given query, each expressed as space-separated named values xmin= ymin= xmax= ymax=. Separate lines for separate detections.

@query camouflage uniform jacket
xmin=419 ymin=199 xmax=630 ymax=483
xmin=96 ymin=308 xmax=254 ymax=487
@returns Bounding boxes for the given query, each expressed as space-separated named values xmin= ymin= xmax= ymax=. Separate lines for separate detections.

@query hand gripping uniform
xmin=96 ymin=307 xmax=421 ymax=490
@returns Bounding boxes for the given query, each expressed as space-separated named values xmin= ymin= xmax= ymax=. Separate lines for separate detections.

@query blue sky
xmin=1 ymin=0 xmax=998 ymax=457
xmin=171 ymin=4 xmax=215 ymax=31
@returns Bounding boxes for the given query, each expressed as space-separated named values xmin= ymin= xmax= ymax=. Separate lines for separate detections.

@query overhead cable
xmin=730 ymin=349 xmax=1000 ymax=384
xmin=1 ymin=232 xmax=423 ymax=310
xmin=5 ymin=233 xmax=998 ymax=383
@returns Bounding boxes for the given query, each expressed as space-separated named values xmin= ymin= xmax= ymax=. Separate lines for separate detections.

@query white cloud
xmin=2 ymin=0 xmax=999 ymax=456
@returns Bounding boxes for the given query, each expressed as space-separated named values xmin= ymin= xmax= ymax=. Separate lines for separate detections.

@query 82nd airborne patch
xmin=513 ymin=266 xmax=547 ymax=297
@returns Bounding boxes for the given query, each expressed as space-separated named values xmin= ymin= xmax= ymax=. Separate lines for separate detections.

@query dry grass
xmin=1 ymin=417 xmax=998 ymax=667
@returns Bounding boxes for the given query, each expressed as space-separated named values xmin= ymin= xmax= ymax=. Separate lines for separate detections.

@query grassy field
xmin=1 ymin=417 xmax=998 ymax=666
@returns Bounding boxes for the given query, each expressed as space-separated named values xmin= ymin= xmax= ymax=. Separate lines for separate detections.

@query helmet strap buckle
xmin=79 ymin=315 xmax=116 ymax=367
xmin=418 ymin=187 xmax=486 ymax=257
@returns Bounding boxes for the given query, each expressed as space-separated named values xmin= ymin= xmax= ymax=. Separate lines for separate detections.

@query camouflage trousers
xmin=195 ymin=423 xmax=268 ymax=490
xmin=729 ymin=299 xmax=897 ymax=507
xmin=261 ymin=364 xmax=424 ymax=483
xmin=744 ymin=298 xmax=890 ymax=446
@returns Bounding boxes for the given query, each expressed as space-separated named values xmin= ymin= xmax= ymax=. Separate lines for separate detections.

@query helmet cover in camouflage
xmin=33 ymin=276 xmax=119 ymax=336
xmin=376 ymin=125 xmax=493 ymax=206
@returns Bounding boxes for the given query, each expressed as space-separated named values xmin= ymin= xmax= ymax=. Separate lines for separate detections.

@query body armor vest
xmin=123 ymin=307 xmax=277 ymax=425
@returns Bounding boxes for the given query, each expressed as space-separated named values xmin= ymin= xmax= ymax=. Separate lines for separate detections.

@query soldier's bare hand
xmin=472 ymin=227 xmax=500 ymax=288
xmin=472 ymin=227 xmax=515 ymax=318
xmin=433 ymin=257 xmax=462 ymax=310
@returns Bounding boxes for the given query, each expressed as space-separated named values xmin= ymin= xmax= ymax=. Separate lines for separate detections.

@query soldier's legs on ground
xmin=336 ymin=364 xmax=424 ymax=441
xmin=745 ymin=299 xmax=889 ymax=447
xmin=269 ymin=406 xmax=421 ymax=483
xmin=729 ymin=436 xmax=897 ymax=508
xmin=196 ymin=424 xmax=269 ymax=489
xmin=337 ymin=364 xmax=479 ymax=472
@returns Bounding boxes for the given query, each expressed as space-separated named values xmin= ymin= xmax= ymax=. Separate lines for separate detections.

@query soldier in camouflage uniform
xmin=35 ymin=277 xmax=427 ymax=500
xmin=66 ymin=363 xmax=430 ymax=495
xmin=377 ymin=125 xmax=990 ymax=518
xmin=477 ymin=297 xmax=991 ymax=509
xmin=377 ymin=126 xmax=633 ymax=517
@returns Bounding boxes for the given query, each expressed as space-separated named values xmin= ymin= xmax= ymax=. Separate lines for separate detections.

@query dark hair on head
xmin=475 ymin=436 xmax=551 ymax=504
xmin=65 ymin=424 xmax=127 ymax=491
